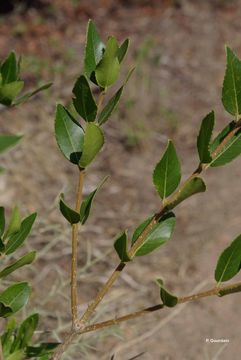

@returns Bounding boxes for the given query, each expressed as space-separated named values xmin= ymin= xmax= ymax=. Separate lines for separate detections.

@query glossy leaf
xmin=197 ymin=111 xmax=215 ymax=163
xmin=5 ymin=213 xmax=37 ymax=255
xmin=114 ymin=230 xmax=131 ymax=262
xmin=153 ymin=140 xmax=181 ymax=200
xmin=4 ymin=206 xmax=21 ymax=240
xmin=1 ymin=52 xmax=18 ymax=84
xmin=117 ymin=39 xmax=129 ymax=63
xmin=96 ymin=36 xmax=120 ymax=88
xmin=0 ymin=206 xmax=5 ymax=237
xmin=79 ymin=123 xmax=104 ymax=168
xmin=98 ymin=67 xmax=135 ymax=125
xmin=166 ymin=177 xmax=206 ymax=210
xmin=0 ymin=135 xmax=22 ymax=154
xmin=80 ymin=176 xmax=108 ymax=224
xmin=134 ymin=213 xmax=176 ymax=257
xmin=98 ymin=86 xmax=123 ymax=125
xmin=210 ymin=121 xmax=234 ymax=154
xmin=156 ymin=279 xmax=178 ymax=307
xmin=222 ymin=47 xmax=241 ymax=118
xmin=131 ymin=216 xmax=153 ymax=246
xmin=210 ymin=128 xmax=241 ymax=167
xmin=84 ymin=20 xmax=105 ymax=78
xmin=12 ymin=313 xmax=39 ymax=351
xmin=215 ymin=234 xmax=241 ymax=282
xmin=26 ymin=343 xmax=59 ymax=358
xmin=0 ymin=283 xmax=31 ymax=317
xmin=72 ymin=75 xmax=97 ymax=122
xmin=0 ymin=81 xmax=24 ymax=106
xmin=55 ymin=104 xmax=84 ymax=164
xmin=0 ymin=252 xmax=36 ymax=279
xmin=59 ymin=194 xmax=80 ymax=224
xmin=13 ymin=82 xmax=52 ymax=106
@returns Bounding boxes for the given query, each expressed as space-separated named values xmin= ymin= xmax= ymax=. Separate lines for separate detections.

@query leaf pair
xmin=0 ymin=283 xmax=31 ymax=318
xmin=0 ymin=51 xmax=51 ymax=106
xmin=197 ymin=111 xmax=241 ymax=167
xmin=114 ymin=212 xmax=176 ymax=261
xmin=153 ymin=141 xmax=206 ymax=207
xmin=55 ymin=105 xmax=104 ymax=167
xmin=1 ymin=314 xmax=58 ymax=359
xmin=84 ymin=20 xmax=129 ymax=89
xmin=156 ymin=279 xmax=178 ymax=307
xmin=60 ymin=176 xmax=108 ymax=225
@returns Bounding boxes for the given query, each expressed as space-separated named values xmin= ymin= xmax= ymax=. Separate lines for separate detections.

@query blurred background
xmin=1 ymin=0 xmax=241 ymax=359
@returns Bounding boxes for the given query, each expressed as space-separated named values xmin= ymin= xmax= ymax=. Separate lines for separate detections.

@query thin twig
xmin=97 ymin=90 xmax=105 ymax=117
xmin=0 ymin=340 xmax=3 ymax=360
xmin=52 ymin=119 xmax=241 ymax=358
xmin=71 ymin=169 xmax=85 ymax=328
xmin=51 ymin=281 xmax=241 ymax=360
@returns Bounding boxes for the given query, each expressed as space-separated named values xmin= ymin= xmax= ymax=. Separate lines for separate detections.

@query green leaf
xmin=1 ymin=318 xmax=17 ymax=356
xmin=80 ymin=176 xmax=108 ymax=224
xmin=13 ymin=82 xmax=52 ymax=106
xmin=84 ymin=20 xmax=105 ymax=78
xmin=5 ymin=213 xmax=37 ymax=255
xmin=114 ymin=230 xmax=131 ymax=262
xmin=156 ymin=279 xmax=178 ymax=307
xmin=59 ymin=194 xmax=80 ymax=224
xmin=133 ymin=213 xmax=176 ymax=257
xmin=79 ymin=123 xmax=104 ymax=168
xmin=0 ymin=252 xmax=36 ymax=279
xmin=98 ymin=67 xmax=134 ymax=125
xmin=98 ymin=86 xmax=123 ymax=125
xmin=197 ymin=111 xmax=215 ymax=163
xmin=26 ymin=343 xmax=59 ymax=358
xmin=4 ymin=206 xmax=21 ymax=241
xmin=153 ymin=140 xmax=181 ymax=200
xmin=0 ymin=81 xmax=24 ymax=106
xmin=210 ymin=121 xmax=235 ymax=154
xmin=72 ymin=75 xmax=97 ymax=122
xmin=222 ymin=47 xmax=241 ymax=118
xmin=96 ymin=36 xmax=120 ymax=89
xmin=12 ymin=313 xmax=39 ymax=352
xmin=0 ymin=238 xmax=5 ymax=253
xmin=0 ymin=207 xmax=5 ymax=237
xmin=55 ymin=104 xmax=84 ymax=165
xmin=6 ymin=350 xmax=24 ymax=360
xmin=117 ymin=39 xmax=129 ymax=63
xmin=131 ymin=216 xmax=153 ymax=246
xmin=215 ymin=234 xmax=241 ymax=282
xmin=0 ymin=283 xmax=31 ymax=317
xmin=1 ymin=52 xmax=18 ymax=84
xmin=166 ymin=177 xmax=206 ymax=211
xmin=0 ymin=135 xmax=22 ymax=154
xmin=210 ymin=128 xmax=241 ymax=167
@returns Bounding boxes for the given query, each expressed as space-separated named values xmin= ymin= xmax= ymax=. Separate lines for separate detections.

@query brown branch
xmin=51 ymin=120 xmax=241 ymax=359
xmin=51 ymin=281 xmax=241 ymax=360
xmin=71 ymin=169 xmax=85 ymax=328
xmin=79 ymin=281 xmax=241 ymax=335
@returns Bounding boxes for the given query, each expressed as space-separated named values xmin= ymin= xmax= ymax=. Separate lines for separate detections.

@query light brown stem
xmin=71 ymin=169 xmax=85 ymax=328
xmin=79 ymin=281 xmax=241 ymax=334
xmin=51 ymin=281 xmax=241 ymax=360
xmin=77 ymin=262 xmax=126 ymax=328
xmin=52 ymin=121 xmax=241 ymax=359
xmin=76 ymin=122 xmax=241 ymax=328
xmin=97 ymin=90 xmax=105 ymax=116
